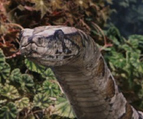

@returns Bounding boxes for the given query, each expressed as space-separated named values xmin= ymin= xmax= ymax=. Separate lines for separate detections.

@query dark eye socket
xmin=38 ymin=37 xmax=43 ymax=44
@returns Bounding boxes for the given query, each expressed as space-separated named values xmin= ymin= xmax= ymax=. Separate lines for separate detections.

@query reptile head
xmin=20 ymin=26 xmax=81 ymax=66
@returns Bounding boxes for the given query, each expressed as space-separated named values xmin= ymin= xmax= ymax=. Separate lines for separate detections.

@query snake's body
xmin=20 ymin=26 xmax=143 ymax=119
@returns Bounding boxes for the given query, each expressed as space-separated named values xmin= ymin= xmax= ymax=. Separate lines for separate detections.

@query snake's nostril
xmin=28 ymin=37 xmax=33 ymax=43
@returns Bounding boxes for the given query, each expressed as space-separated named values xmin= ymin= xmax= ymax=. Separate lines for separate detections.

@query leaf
xmin=109 ymin=51 xmax=126 ymax=69
xmin=10 ymin=68 xmax=22 ymax=83
xmin=55 ymin=96 xmax=75 ymax=118
xmin=0 ymin=24 xmax=8 ymax=34
xmin=0 ymin=49 xmax=10 ymax=83
xmin=75 ymin=0 xmax=89 ymax=8
xmin=33 ymin=93 xmax=51 ymax=108
xmin=128 ymin=39 xmax=139 ymax=49
xmin=50 ymin=0 xmax=62 ymax=10
xmin=106 ymin=26 xmax=123 ymax=45
xmin=106 ymin=0 xmax=113 ymax=4
xmin=0 ymin=63 xmax=10 ymax=83
xmin=27 ymin=115 xmax=35 ymax=119
xmin=0 ymin=84 xmax=20 ymax=99
xmin=119 ymin=1 xmax=129 ymax=8
xmin=25 ymin=59 xmax=55 ymax=78
xmin=121 ymin=44 xmax=132 ymax=51
xmin=0 ymin=102 xmax=17 ymax=119
xmin=10 ymin=69 xmax=35 ymax=93
xmin=25 ymin=59 xmax=46 ymax=76
xmin=0 ymin=99 xmax=7 ymax=107
xmin=43 ymin=80 xmax=60 ymax=97
xmin=15 ymin=97 xmax=30 ymax=111
xmin=21 ymin=74 xmax=34 ymax=91
xmin=44 ymin=68 xmax=56 ymax=79
xmin=33 ymin=0 xmax=50 ymax=18
xmin=128 ymin=35 xmax=143 ymax=50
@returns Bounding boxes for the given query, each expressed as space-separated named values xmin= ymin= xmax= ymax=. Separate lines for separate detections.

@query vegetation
xmin=0 ymin=0 xmax=143 ymax=119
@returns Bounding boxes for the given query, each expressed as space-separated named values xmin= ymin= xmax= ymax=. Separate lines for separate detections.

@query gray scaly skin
xmin=19 ymin=26 xmax=143 ymax=119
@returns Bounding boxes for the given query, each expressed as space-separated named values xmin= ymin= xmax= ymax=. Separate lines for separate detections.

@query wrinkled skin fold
xmin=20 ymin=26 xmax=143 ymax=119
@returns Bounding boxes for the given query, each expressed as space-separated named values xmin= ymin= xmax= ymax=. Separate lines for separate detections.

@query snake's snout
xmin=19 ymin=36 xmax=30 ymax=55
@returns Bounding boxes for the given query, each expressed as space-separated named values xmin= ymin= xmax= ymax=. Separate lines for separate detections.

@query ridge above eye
xmin=54 ymin=29 xmax=65 ymax=40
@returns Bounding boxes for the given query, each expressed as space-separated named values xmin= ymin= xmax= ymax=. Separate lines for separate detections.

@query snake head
xmin=19 ymin=26 xmax=81 ymax=66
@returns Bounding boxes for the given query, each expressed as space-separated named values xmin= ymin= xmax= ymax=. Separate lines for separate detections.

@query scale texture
xmin=19 ymin=26 xmax=143 ymax=119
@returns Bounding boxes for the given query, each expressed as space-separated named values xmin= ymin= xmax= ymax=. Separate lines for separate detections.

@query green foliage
xmin=33 ymin=93 xmax=50 ymax=108
xmin=10 ymin=69 xmax=22 ymax=83
xmin=21 ymin=74 xmax=34 ymax=92
xmin=0 ymin=48 xmax=73 ymax=119
xmin=104 ymin=26 xmax=143 ymax=109
xmin=25 ymin=59 xmax=55 ymax=78
xmin=0 ymin=50 xmax=11 ymax=83
xmin=1 ymin=84 xmax=20 ymax=100
xmin=43 ymin=80 xmax=61 ymax=97
xmin=55 ymin=96 xmax=75 ymax=118
xmin=15 ymin=97 xmax=29 ymax=111
xmin=0 ymin=102 xmax=17 ymax=119
xmin=25 ymin=59 xmax=46 ymax=76
xmin=10 ymin=68 xmax=34 ymax=93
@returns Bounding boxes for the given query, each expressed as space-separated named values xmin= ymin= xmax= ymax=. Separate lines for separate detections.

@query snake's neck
xmin=51 ymin=34 xmax=141 ymax=119
xmin=52 ymin=54 xmax=141 ymax=119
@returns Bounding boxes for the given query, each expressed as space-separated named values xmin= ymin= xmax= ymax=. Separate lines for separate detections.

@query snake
xmin=19 ymin=26 xmax=143 ymax=119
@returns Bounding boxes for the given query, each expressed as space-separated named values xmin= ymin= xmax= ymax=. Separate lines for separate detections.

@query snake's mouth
xmin=20 ymin=43 xmax=78 ymax=61
xmin=41 ymin=55 xmax=74 ymax=61
xmin=20 ymin=47 xmax=78 ymax=67
xmin=26 ymin=51 xmax=75 ymax=61
xmin=20 ymin=39 xmax=79 ymax=66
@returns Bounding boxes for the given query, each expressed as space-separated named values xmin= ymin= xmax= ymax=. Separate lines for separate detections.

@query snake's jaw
xmin=20 ymin=26 xmax=80 ymax=66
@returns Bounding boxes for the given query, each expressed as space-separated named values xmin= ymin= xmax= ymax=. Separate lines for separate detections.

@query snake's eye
xmin=38 ymin=37 xmax=44 ymax=44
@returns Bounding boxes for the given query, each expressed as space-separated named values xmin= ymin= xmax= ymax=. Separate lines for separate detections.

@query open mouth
xmin=21 ymin=44 xmax=76 ymax=61
xmin=41 ymin=55 xmax=74 ymax=61
xmin=25 ymin=49 xmax=74 ymax=61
